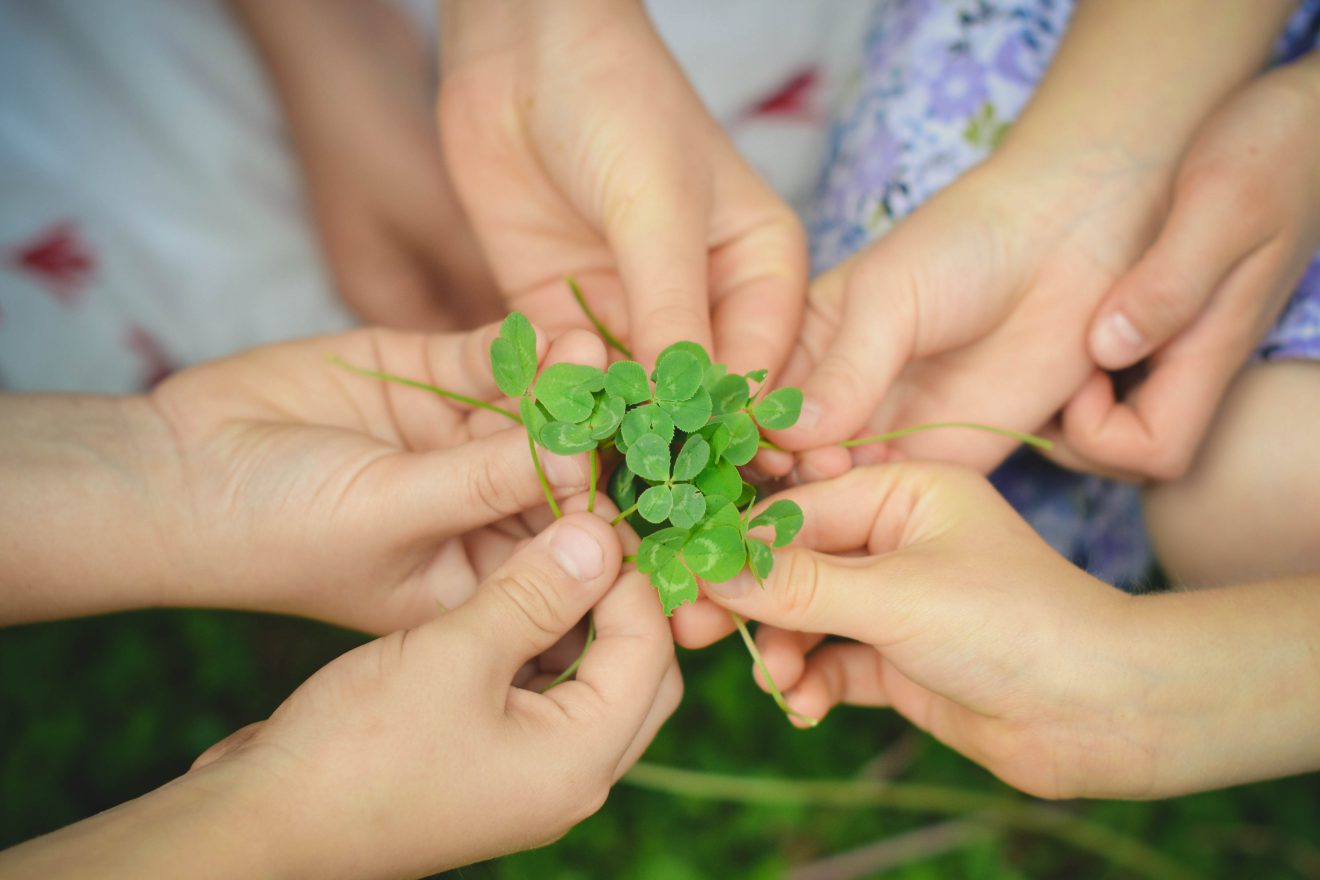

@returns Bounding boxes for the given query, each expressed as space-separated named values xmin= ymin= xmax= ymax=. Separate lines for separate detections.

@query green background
xmin=3 ymin=609 xmax=1317 ymax=878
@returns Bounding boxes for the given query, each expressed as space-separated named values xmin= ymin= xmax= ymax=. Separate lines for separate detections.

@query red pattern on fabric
xmin=126 ymin=325 xmax=177 ymax=389
xmin=752 ymin=68 xmax=820 ymax=120
xmin=9 ymin=222 xmax=96 ymax=305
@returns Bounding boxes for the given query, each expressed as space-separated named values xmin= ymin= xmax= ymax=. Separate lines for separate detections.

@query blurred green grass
xmin=3 ymin=610 xmax=1317 ymax=878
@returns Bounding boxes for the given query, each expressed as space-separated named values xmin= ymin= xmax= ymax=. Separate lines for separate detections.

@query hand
xmin=768 ymin=150 xmax=1169 ymax=477
xmin=674 ymin=464 xmax=1320 ymax=800
xmin=233 ymin=0 xmax=501 ymax=330
xmin=145 ymin=322 xmax=602 ymax=633
xmin=439 ymin=0 xmax=806 ymax=372
xmin=1050 ymin=55 xmax=1320 ymax=481
xmin=0 ymin=514 xmax=682 ymax=878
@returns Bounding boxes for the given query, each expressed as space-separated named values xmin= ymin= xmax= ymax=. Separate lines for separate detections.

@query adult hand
xmin=142 ymin=322 xmax=602 ymax=632
xmin=1051 ymin=55 xmax=1320 ymax=481
xmin=674 ymin=464 xmax=1320 ymax=800
xmin=439 ymin=0 xmax=805 ymax=372
xmin=233 ymin=0 xmax=500 ymax=331
xmin=0 ymin=514 xmax=682 ymax=878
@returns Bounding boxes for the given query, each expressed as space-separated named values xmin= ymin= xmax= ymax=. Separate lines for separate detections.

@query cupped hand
xmin=1050 ymin=56 xmax=1320 ymax=481
xmin=671 ymin=464 xmax=1149 ymax=800
xmin=190 ymin=512 xmax=681 ymax=878
xmin=439 ymin=0 xmax=806 ymax=372
xmin=146 ymin=321 xmax=603 ymax=633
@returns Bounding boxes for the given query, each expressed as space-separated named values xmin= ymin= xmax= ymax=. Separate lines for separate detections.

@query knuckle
xmin=775 ymin=548 xmax=824 ymax=620
xmin=490 ymin=570 xmax=564 ymax=645
xmin=464 ymin=452 xmax=524 ymax=518
xmin=811 ymin=352 xmax=872 ymax=408
xmin=1126 ymin=270 xmax=1199 ymax=337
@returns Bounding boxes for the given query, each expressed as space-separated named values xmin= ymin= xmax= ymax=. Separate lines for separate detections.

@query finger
xmin=1089 ymin=187 xmax=1265 ymax=371
xmin=190 ymin=721 xmax=266 ymax=771
xmin=709 ymin=210 xmax=808 ymax=376
xmin=752 ymin=626 xmax=825 ymax=694
xmin=611 ymin=660 xmax=684 ymax=782
xmin=605 ymin=171 xmax=714 ymax=367
xmin=785 ymin=642 xmax=893 ymax=723
xmin=669 ymin=595 xmax=737 ymax=649
xmin=770 ymin=259 xmax=916 ymax=451
xmin=452 ymin=513 xmax=623 ymax=687
xmin=544 ymin=569 xmax=675 ymax=760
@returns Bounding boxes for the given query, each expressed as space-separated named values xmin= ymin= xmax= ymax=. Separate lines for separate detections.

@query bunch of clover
xmin=490 ymin=312 xmax=805 ymax=619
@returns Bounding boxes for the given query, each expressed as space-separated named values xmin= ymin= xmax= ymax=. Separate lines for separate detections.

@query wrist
xmin=441 ymin=0 xmax=645 ymax=70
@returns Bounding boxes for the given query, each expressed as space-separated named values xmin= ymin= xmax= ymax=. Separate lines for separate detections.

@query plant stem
xmin=730 ymin=611 xmax=819 ymax=728
xmin=758 ymin=437 xmax=786 ymax=453
xmin=541 ymin=615 xmax=596 ymax=692
xmin=622 ymin=554 xmax=637 ymax=564
xmin=611 ymin=501 xmax=640 ymax=527
xmin=527 ymin=429 xmax=563 ymax=519
xmin=567 ymin=277 xmax=634 ymax=359
xmin=621 ymin=764 xmax=1195 ymax=880
xmin=328 ymin=355 xmax=521 ymax=423
xmin=841 ymin=421 xmax=1052 ymax=451
xmin=588 ymin=447 xmax=599 ymax=513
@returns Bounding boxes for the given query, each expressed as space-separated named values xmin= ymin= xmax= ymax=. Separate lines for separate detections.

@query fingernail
xmin=796 ymin=399 xmax=822 ymax=431
xmin=1095 ymin=312 xmax=1145 ymax=365
xmin=542 ymin=452 xmax=587 ymax=488
xmin=550 ymin=521 xmax=604 ymax=580
xmin=705 ymin=572 xmax=753 ymax=600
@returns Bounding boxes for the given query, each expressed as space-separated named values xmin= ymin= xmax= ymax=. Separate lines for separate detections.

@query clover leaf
xmin=638 ymin=484 xmax=674 ymax=523
xmin=746 ymin=537 xmax=774 ymax=583
xmin=653 ymin=349 xmax=703 ymax=402
xmin=534 ymin=363 xmax=605 ymax=423
xmin=490 ymin=312 xmax=538 ymax=398
xmin=625 ymin=433 xmax=671 ymax=482
xmin=654 ymin=557 xmax=698 ymax=615
xmin=520 ymin=397 xmax=549 ymax=438
xmin=752 ymin=387 xmax=804 ymax=430
xmin=719 ymin=412 xmax=760 ymax=466
xmin=668 ymin=483 xmax=707 ymax=529
xmin=619 ymin=403 xmax=675 ymax=451
xmin=694 ymin=459 xmax=741 ymax=503
xmin=587 ymin=393 xmax=626 ymax=440
xmin=671 ymin=435 xmax=711 ymax=482
xmin=710 ymin=373 xmax=750 ymax=415
xmin=637 ymin=527 xmax=688 ymax=575
xmin=539 ymin=421 xmax=596 ymax=455
xmin=605 ymin=360 xmax=651 ymax=405
xmin=683 ymin=526 xmax=746 ymax=582
xmin=750 ymin=499 xmax=804 ymax=547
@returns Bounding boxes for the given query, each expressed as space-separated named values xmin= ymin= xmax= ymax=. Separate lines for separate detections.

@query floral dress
xmin=807 ymin=0 xmax=1320 ymax=588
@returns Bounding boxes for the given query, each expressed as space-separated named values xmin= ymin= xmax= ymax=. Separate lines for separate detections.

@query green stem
xmin=527 ymin=428 xmax=563 ymax=520
xmin=611 ymin=501 xmax=640 ymax=527
xmin=588 ymin=448 xmax=599 ymax=513
xmin=841 ymin=421 xmax=1052 ymax=451
xmin=757 ymin=437 xmax=786 ymax=453
xmin=622 ymin=554 xmax=637 ymax=564
xmin=328 ymin=355 xmax=521 ymax=423
xmin=567 ymin=277 xmax=634 ymax=359
xmin=621 ymin=764 xmax=1194 ymax=880
xmin=730 ymin=611 xmax=819 ymax=728
xmin=541 ymin=615 xmax=596 ymax=692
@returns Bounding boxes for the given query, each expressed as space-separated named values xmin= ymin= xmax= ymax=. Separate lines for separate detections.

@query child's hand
xmin=0 ymin=514 xmax=681 ymax=878
xmin=144 ymin=322 xmax=603 ymax=633
xmin=673 ymin=464 xmax=1144 ymax=799
xmin=1052 ymin=55 xmax=1320 ymax=481
xmin=439 ymin=0 xmax=805 ymax=372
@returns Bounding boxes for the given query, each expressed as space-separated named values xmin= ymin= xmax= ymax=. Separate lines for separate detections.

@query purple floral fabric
xmin=807 ymin=0 xmax=1320 ymax=588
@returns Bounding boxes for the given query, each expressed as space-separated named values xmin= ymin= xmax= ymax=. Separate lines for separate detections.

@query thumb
xmin=701 ymin=547 xmax=898 ymax=645
xmin=454 ymin=513 xmax=622 ymax=684
xmin=1090 ymin=188 xmax=1256 ymax=370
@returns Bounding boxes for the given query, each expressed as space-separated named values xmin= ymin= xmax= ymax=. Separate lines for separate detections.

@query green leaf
xmin=694 ymin=459 xmax=741 ymax=503
xmin=658 ymin=388 xmax=712 ymax=432
xmin=637 ymin=527 xmax=688 ymax=575
xmin=737 ymin=481 xmax=759 ymax=508
xmin=490 ymin=312 xmax=538 ymax=398
xmin=751 ymin=387 xmax=804 ymax=430
xmin=653 ymin=350 xmax=704 ymax=402
xmin=701 ymin=421 xmax=732 ymax=460
xmin=539 ymin=421 xmax=596 ymax=455
xmin=607 ymin=461 xmax=642 ymax=513
xmin=587 ymin=393 xmax=626 ymax=440
xmin=746 ymin=537 xmax=774 ymax=583
xmin=668 ymin=483 xmax=706 ymax=530
xmin=700 ymin=496 xmax=743 ymax=531
xmin=745 ymin=368 xmax=768 ymax=384
xmin=534 ymin=363 xmax=605 ymax=423
xmin=520 ymin=397 xmax=549 ymax=438
xmin=657 ymin=340 xmax=711 ymax=368
xmin=750 ymin=499 xmax=804 ymax=547
xmin=620 ymin=404 xmax=675 ymax=449
xmin=605 ymin=360 xmax=651 ymax=405
xmin=638 ymin=484 xmax=674 ymax=523
xmin=683 ymin=527 xmax=746 ymax=582
xmin=653 ymin=558 xmax=698 ymax=616
xmin=702 ymin=361 xmax=729 ymax=391
xmin=720 ymin=412 xmax=760 ymax=466
xmin=625 ymin=433 xmax=671 ymax=482
xmin=672 ymin=435 xmax=711 ymax=482
xmin=709 ymin=373 xmax=750 ymax=415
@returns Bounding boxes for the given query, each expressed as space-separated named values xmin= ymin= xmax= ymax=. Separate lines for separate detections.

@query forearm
xmin=0 ymin=395 xmax=181 ymax=624
xmin=0 ymin=760 xmax=301 ymax=880
xmin=997 ymin=1 xmax=1294 ymax=173
xmin=1123 ymin=574 xmax=1320 ymax=798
